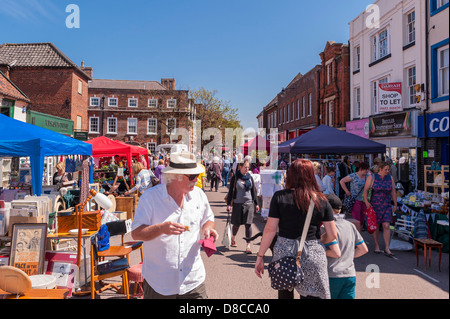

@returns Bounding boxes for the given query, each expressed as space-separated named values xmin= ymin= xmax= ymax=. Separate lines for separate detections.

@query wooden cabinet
xmin=424 ymin=165 xmax=449 ymax=196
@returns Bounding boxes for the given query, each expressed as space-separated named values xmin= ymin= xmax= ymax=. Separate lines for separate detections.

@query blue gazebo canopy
xmin=277 ymin=125 xmax=386 ymax=154
xmin=0 ymin=114 xmax=92 ymax=195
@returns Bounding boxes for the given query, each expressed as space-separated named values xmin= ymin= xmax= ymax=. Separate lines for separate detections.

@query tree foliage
xmin=189 ymin=87 xmax=241 ymax=133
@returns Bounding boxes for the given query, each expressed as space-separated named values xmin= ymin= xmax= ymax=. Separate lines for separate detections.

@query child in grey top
xmin=322 ymin=194 xmax=368 ymax=299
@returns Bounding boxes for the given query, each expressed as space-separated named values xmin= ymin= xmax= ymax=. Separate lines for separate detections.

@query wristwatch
xmin=256 ymin=252 xmax=264 ymax=258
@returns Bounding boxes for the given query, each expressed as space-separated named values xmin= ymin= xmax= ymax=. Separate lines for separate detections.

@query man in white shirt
xmin=131 ymin=151 xmax=218 ymax=299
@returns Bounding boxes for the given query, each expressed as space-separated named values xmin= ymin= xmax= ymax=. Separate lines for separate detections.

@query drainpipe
xmin=424 ymin=1 xmax=431 ymax=154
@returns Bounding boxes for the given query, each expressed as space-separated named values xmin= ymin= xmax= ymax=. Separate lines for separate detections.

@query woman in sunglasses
xmin=131 ymin=151 xmax=218 ymax=299
xmin=226 ymin=159 xmax=260 ymax=254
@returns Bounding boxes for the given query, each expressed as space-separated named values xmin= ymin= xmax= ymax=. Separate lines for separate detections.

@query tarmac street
xmin=79 ymin=184 xmax=449 ymax=300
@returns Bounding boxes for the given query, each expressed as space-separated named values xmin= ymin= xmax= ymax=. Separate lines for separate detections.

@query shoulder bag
xmin=267 ymin=198 xmax=315 ymax=290
xmin=342 ymin=180 xmax=365 ymax=213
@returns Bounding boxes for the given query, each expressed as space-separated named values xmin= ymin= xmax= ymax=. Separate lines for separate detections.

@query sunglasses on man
xmin=185 ymin=174 xmax=199 ymax=181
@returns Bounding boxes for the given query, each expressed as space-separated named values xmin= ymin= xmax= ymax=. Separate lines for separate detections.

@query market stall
xmin=0 ymin=114 xmax=93 ymax=196
xmin=241 ymin=135 xmax=271 ymax=158
xmin=280 ymin=125 xmax=386 ymax=154
xmin=85 ymin=136 xmax=149 ymax=186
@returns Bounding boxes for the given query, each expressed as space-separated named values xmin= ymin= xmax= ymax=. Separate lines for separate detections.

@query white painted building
xmin=349 ymin=0 xmax=449 ymax=191
xmin=349 ymin=0 xmax=426 ymax=119
xmin=349 ymin=0 xmax=427 ymax=190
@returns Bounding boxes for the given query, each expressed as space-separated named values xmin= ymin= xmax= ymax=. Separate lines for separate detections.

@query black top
xmin=269 ymin=189 xmax=334 ymax=240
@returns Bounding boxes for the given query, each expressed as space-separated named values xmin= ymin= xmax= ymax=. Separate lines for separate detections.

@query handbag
xmin=267 ymin=199 xmax=315 ymax=291
xmin=342 ymin=183 xmax=365 ymax=213
xmin=222 ymin=209 xmax=232 ymax=248
xmin=365 ymin=206 xmax=377 ymax=234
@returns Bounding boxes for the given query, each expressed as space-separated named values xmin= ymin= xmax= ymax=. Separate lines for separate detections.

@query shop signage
xmin=369 ymin=111 xmax=412 ymax=138
xmin=346 ymin=118 xmax=370 ymax=139
xmin=418 ymin=111 xmax=449 ymax=138
xmin=27 ymin=111 xmax=74 ymax=135
xmin=74 ymin=131 xmax=89 ymax=141
xmin=378 ymin=82 xmax=403 ymax=112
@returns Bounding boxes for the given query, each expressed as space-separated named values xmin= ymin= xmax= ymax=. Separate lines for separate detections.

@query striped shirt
xmin=129 ymin=169 xmax=154 ymax=194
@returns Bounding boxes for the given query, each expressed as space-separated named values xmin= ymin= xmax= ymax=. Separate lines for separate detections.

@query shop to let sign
xmin=378 ymin=82 xmax=403 ymax=112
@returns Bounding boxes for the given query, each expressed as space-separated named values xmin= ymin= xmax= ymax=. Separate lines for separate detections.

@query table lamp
xmin=74 ymin=189 xmax=113 ymax=268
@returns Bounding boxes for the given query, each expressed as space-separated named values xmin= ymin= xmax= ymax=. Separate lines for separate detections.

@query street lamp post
xmin=100 ymin=95 xmax=105 ymax=136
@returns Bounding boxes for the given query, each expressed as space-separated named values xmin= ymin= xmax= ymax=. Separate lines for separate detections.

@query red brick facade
xmin=4 ymin=67 xmax=90 ymax=131
xmin=318 ymin=41 xmax=350 ymax=129
xmin=87 ymin=79 xmax=192 ymax=150
xmin=267 ymin=65 xmax=321 ymax=142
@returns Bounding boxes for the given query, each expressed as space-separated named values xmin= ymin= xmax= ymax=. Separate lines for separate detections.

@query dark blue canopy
xmin=285 ymin=125 xmax=386 ymax=154
xmin=0 ymin=114 xmax=92 ymax=195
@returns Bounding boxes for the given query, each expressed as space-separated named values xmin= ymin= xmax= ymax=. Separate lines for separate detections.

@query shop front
xmin=369 ymin=110 xmax=420 ymax=192
xmin=418 ymin=110 xmax=449 ymax=166
xmin=346 ymin=118 xmax=371 ymax=164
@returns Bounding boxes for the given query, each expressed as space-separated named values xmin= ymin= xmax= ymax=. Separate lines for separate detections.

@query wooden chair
xmin=413 ymin=238 xmax=443 ymax=272
xmin=104 ymin=220 xmax=143 ymax=263
xmin=90 ymin=234 xmax=130 ymax=299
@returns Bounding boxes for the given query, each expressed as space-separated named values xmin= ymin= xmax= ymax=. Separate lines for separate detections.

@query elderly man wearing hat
xmin=131 ymin=151 xmax=218 ymax=299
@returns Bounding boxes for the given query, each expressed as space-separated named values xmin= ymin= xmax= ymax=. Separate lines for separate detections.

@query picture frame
xmin=44 ymin=251 xmax=80 ymax=297
xmin=9 ymin=223 xmax=47 ymax=276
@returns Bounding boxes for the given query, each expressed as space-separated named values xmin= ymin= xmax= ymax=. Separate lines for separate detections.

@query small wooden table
xmin=413 ymin=238 xmax=443 ymax=272
xmin=0 ymin=288 xmax=69 ymax=299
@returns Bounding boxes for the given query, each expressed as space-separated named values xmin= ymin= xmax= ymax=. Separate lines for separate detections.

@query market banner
xmin=378 ymin=82 xmax=403 ymax=112
xmin=369 ymin=111 xmax=412 ymax=138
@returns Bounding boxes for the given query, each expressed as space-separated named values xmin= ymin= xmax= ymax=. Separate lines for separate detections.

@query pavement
xmin=71 ymin=184 xmax=449 ymax=300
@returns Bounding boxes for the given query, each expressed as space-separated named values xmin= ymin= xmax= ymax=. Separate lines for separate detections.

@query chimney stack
xmin=81 ymin=61 xmax=93 ymax=78
xmin=161 ymin=78 xmax=175 ymax=90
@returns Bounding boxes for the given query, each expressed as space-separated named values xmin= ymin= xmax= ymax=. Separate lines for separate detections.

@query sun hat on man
xmin=162 ymin=151 xmax=205 ymax=175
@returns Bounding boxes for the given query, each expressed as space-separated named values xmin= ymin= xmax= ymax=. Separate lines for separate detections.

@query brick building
xmin=0 ymin=43 xmax=91 ymax=132
xmin=318 ymin=41 xmax=350 ymax=129
xmin=0 ymin=70 xmax=30 ymax=122
xmin=87 ymin=77 xmax=195 ymax=152
xmin=276 ymin=66 xmax=321 ymax=142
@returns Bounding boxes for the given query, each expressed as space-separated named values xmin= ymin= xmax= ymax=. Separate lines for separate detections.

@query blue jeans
xmin=222 ymin=168 xmax=230 ymax=186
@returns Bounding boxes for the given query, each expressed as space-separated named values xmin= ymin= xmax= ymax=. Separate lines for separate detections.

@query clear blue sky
xmin=1 ymin=0 xmax=375 ymax=130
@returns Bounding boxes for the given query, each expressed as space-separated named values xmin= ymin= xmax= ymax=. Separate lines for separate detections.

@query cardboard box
xmin=8 ymin=215 xmax=46 ymax=236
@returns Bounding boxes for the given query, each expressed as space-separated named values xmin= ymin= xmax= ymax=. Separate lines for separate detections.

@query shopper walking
xmin=254 ymin=159 xmax=339 ymax=299
xmin=363 ymin=161 xmax=397 ymax=257
xmin=221 ymin=155 xmax=231 ymax=187
xmin=154 ymin=159 xmax=165 ymax=181
xmin=323 ymin=194 xmax=368 ymax=299
xmin=339 ymin=162 xmax=370 ymax=228
xmin=131 ymin=151 xmax=218 ymax=299
xmin=209 ymin=156 xmax=222 ymax=192
xmin=226 ymin=160 xmax=259 ymax=254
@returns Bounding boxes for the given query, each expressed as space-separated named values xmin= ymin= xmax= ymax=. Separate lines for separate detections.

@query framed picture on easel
xmin=9 ymin=223 xmax=47 ymax=276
